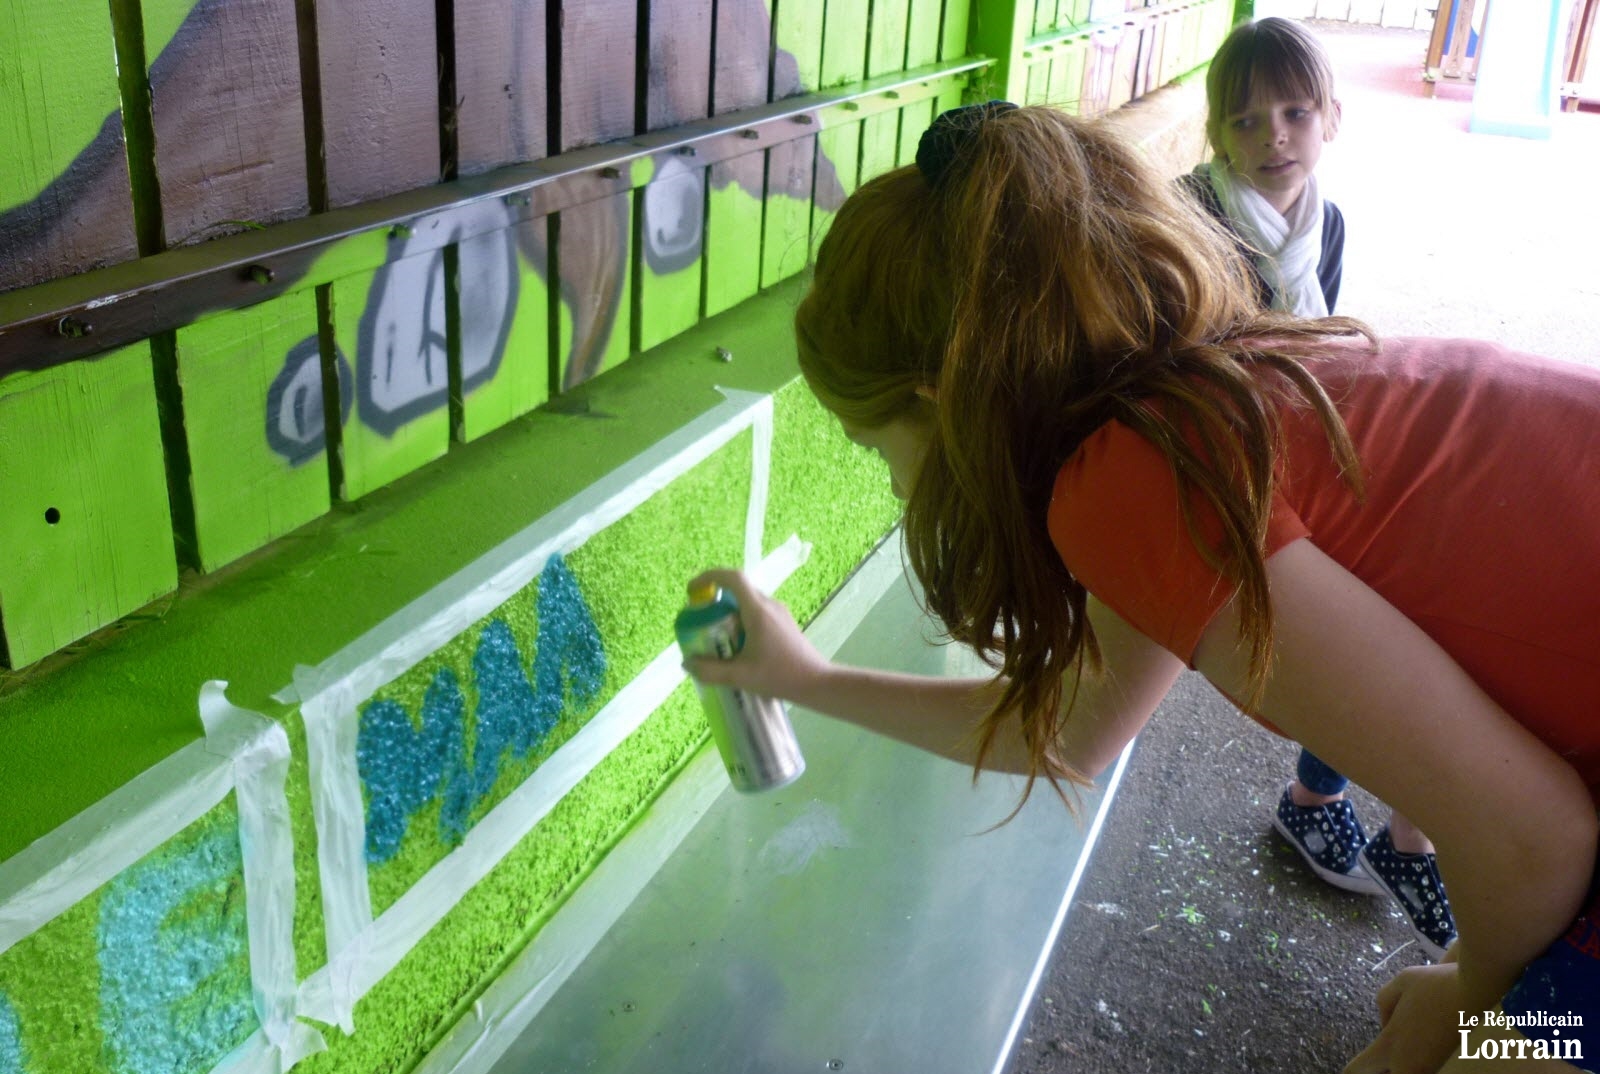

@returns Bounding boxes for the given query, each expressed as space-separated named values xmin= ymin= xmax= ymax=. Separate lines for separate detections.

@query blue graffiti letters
xmin=0 ymin=992 xmax=26 ymax=1074
xmin=359 ymin=670 xmax=466 ymax=861
xmin=359 ymin=554 xmax=607 ymax=862
xmin=98 ymin=823 xmax=253 ymax=1074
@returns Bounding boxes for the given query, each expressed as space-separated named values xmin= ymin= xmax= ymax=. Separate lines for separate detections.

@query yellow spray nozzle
xmin=687 ymin=580 xmax=720 ymax=606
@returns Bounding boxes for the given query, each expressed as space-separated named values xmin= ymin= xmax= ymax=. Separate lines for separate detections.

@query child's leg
xmin=1291 ymin=748 xmax=1352 ymax=804
xmin=1388 ymin=809 xmax=1436 ymax=854
xmin=1273 ymin=749 xmax=1379 ymax=894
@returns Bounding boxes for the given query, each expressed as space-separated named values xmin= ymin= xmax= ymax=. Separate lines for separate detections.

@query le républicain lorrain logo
xmin=1458 ymin=1011 xmax=1585 ymax=1061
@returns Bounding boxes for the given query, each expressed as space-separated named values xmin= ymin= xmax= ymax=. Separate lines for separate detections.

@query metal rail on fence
xmin=0 ymin=58 xmax=990 ymax=379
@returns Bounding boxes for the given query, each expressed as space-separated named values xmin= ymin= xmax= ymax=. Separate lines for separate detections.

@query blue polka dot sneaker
xmin=1270 ymin=784 xmax=1384 ymax=895
xmin=1358 ymin=826 xmax=1458 ymax=961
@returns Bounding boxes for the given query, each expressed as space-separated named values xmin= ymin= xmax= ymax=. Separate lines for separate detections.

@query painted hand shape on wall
xmin=355 ymin=199 xmax=522 ymax=437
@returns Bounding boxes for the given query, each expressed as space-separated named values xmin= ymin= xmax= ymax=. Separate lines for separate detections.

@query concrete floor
xmin=1011 ymin=20 xmax=1600 ymax=1074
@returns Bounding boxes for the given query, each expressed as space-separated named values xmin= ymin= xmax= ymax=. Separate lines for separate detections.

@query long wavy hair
xmin=794 ymin=106 xmax=1368 ymax=801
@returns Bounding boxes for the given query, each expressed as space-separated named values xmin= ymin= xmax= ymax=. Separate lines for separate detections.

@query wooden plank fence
xmin=0 ymin=0 xmax=1219 ymax=668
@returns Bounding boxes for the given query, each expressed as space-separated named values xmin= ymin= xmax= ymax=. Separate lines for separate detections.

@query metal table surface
xmin=485 ymin=572 xmax=1127 ymax=1074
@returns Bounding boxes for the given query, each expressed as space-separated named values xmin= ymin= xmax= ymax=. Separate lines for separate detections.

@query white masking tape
xmin=199 ymin=683 xmax=327 ymax=1071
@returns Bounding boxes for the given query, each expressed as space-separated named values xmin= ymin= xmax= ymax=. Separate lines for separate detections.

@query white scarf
xmin=1207 ymin=162 xmax=1328 ymax=318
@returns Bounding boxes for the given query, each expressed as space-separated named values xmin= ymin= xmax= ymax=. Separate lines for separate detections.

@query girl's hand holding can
xmin=682 ymin=568 xmax=831 ymax=705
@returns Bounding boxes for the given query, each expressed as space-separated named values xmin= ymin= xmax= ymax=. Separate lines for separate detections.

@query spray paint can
xmin=675 ymin=581 xmax=805 ymax=793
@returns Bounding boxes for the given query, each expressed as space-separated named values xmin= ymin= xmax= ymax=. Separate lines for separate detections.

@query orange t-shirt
xmin=1048 ymin=336 xmax=1600 ymax=793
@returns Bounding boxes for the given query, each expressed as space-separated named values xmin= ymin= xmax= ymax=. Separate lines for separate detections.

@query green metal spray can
xmin=675 ymin=581 xmax=805 ymax=793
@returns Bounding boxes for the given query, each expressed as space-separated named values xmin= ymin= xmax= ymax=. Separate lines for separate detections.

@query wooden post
xmin=0 ymin=3 xmax=138 ymax=293
xmin=173 ymin=296 xmax=330 ymax=570
xmin=454 ymin=0 xmax=547 ymax=175
xmin=639 ymin=0 xmax=714 ymax=352
xmin=0 ymin=343 xmax=176 ymax=668
xmin=967 ymin=0 xmax=1031 ymax=100
xmin=314 ymin=1 xmax=439 ymax=207
xmin=555 ymin=0 xmax=637 ymax=389
xmin=142 ymin=0 xmax=309 ymax=247
xmin=454 ymin=0 xmax=552 ymax=440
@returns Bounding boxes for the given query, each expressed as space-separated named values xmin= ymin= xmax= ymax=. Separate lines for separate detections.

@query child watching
xmin=1178 ymin=18 xmax=1456 ymax=961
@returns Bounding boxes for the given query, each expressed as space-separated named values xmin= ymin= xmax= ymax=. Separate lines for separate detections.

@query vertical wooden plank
xmin=637 ymin=152 xmax=708 ymax=351
xmin=557 ymin=191 xmax=635 ymax=390
xmin=1166 ymin=9 xmax=1188 ymax=80
xmin=869 ymin=0 xmax=914 ymax=76
xmin=1132 ymin=22 xmax=1159 ymax=97
xmin=935 ymin=78 xmax=965 ymax=116
xmin=811 ymin=121 xmax=862 ymax=260
xmin=647 ymin=0 xmax=714 ymax=130
xmin=822 ymin=0 xmax=871 ymax=87
xmin=175 ymin=295 xmax=329 ymax=570
xmin=1350 ymin=0 xmax=1385 ymax=22
xmin=1381 ymin=0 xmax=1421 ymax=28
xmin=906 ymin=0 xmax=944 ymax=67
xmin=896 ymin=100 xmax=937 ymax=167
xmin=454 ymin=0 xmax=547 ymax=175
xmin=708 ymin=2 xmax=773 ymax=318
xmin=1108 ymin=24 xmax=1139 ymax=109
xmin=774 ymin=0 xmax=826 ymax=97
xmin=1034 ymin=0 xmax=1060 ymax=35
xmin=142 ymin=0 xmax=308 ymax=247
xmin=316 ymin=1 xmax=438 ymax=208
xmin=1205 ymin=0 xmax=1231 ymax=57
xmin=559 ymin=0 xmax=637 ymax=148
xmin=329 ymin=240 xmax=453 ymax=500
xmin=715 ymin=0 xmax=776 ymax=114
xmin=1080 ymin=28 xmax=1114 ymax=115
xmin=461 ymin=217 xmax=551 ymax=440
xmin=761 ymin=135 xmax=816 ymax=286
xmin=638 ymin=0 xmax=713 ymax=354
xmin=0 ymin=343 xmax=176 ymax=667
xmin=1050 ymin=38 xmax=1088 ymax=111
xmin=459 ymin=208 xmax=551 ymax=439
xmin=0 ymin=3 xmax=137 ymax=293
xmin=705 ymin=151 xmax=767 ymax=317
xmin=940 ymin=0 xmax=971 ymax=58
xmin=859 ymin=110 xmax=901 ymax=183
xmin=1025 ymin=55 xmax=1052 ymax=105
xmin=1179 ymin=5 xmax=1204 ymax=73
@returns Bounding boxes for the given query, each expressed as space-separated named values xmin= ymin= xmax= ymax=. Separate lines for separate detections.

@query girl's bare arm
xmin=1193 ymin=538 xmax=1597 ymax=1073
xmin=685 ymin=569 xmax=1183 ymax=777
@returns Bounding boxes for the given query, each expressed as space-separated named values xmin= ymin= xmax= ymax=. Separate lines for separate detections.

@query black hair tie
xmin=915 ymin=100 xmax=1018 ymax=187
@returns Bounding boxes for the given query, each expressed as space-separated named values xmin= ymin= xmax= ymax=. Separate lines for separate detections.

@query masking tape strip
xmin=743 ymin=393 xmax=774 ymax=572
xmin=199 ymin=683 xmax=328 ymax=1072
xmin=294 ymin=536 xmax=811 ymax=1030
xmin=409 ymin=531 xmax=910 ymax=1074
xmin=297 ymin=664 xmax=374 ymax=1015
